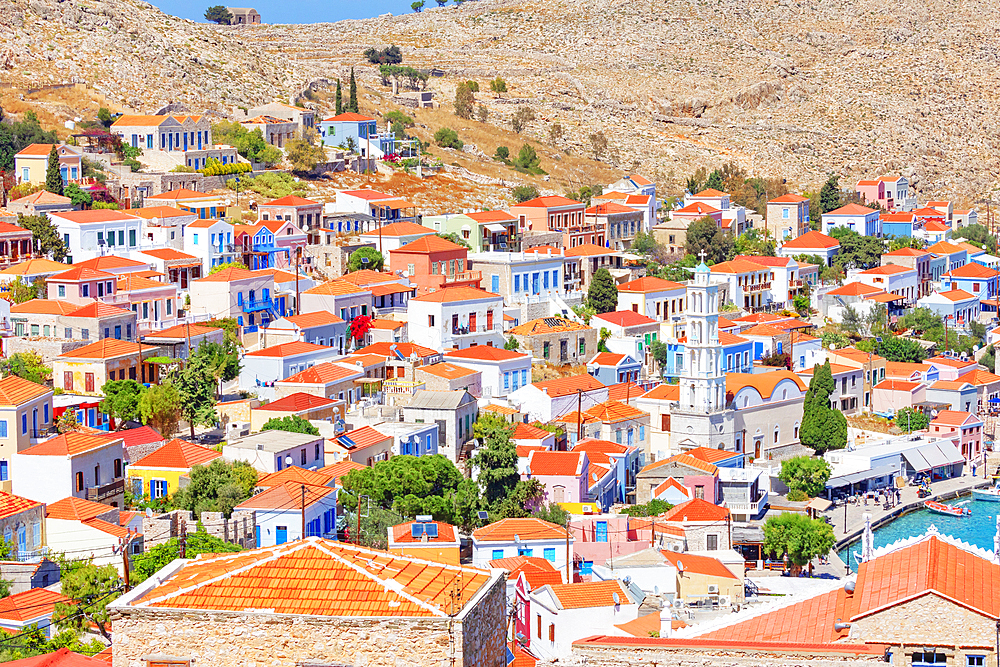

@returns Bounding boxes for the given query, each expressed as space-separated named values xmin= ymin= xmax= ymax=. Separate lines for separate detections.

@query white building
xmin=45 ymin=497 xmax=143 ymax=574
xmin=527 ymin=580 xmax=640 ymax=660
xmin=616 ymin=277 xmax=687 ymax=330
xmin=358 ymin=221 xmax=435 ymax=263
xmin=237 ymin=482 xmax=338 ymax=547
xmin=822 ymin=203 xmax=881 ymax=236
xmin=471 ymin=518 xmax=573 ymax=577
xmin=222 ymin=431 xmax=326 ymax=475
xmin=710 ymin=258 xmax=775 ymax=312
xmin=49 ymin=210 xmax=143 ymax=265
xmin=683 ymin=188 xmax=749 ymax=234
xmin=239 ymin=342 xmax=343 ymax=400
xmin=184 ymin=218 xmax=240 ymax=271
xmin=12 ymin=433 xmax=125 ymax=507
xmin=776 ymin=230 xmax=841 ymax=266
xmin=466 ymin=249 xmax=571 ymax=307
xmin=443 ymin=346 xmax=533 ymax=399
xmin=407 ymin=286 xmax=505 ymax=351
xmin=852 ymin=264 xmax=919 ymax=305
xmin=507 ymin=375 xmax=608 ymax=423
xmin=188 ymin=266 xmax=277 ymax=328
xmin=133 ymin=206 xmax=195 ymax=250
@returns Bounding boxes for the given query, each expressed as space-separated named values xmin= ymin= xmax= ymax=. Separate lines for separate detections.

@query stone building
xmin=508 ymin=316 xmax=598 ymax=366
xmin=109 ymin=537 xmax=507 ymax=667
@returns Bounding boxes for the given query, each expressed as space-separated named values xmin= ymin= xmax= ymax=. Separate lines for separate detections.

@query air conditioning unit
xmin=581 ymin=505 xmax=593 ymax=513
xmin=668 ymin=543 xmax=682 ymax=552
xmin=707 ymin=584 xmax=719 ymax=595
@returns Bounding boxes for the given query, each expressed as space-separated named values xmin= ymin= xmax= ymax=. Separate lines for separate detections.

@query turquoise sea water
xmin=839 ymin=496 xmax=997 ymax=572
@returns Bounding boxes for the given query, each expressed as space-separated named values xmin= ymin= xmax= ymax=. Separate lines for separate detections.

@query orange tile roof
xmin=117 ymin=274 xmax=173 ymax=293
xmin=801 ymin=362 xmax=859 ymax=376
xmin=146 ymin=188 xmax=215 ymax=202
xmin=615 ymin=611 xmax=687 ymax=636
xmin=482 ymin=403 xmax=519 ymax=416
xmin=9 ymin=299 xmax=76 ymax=315
xmin=528 ymin=450 xmax=586 ymax=476
xmin=825 ymin=203 xmax=876 ymax=216
xmin=368 ymin=282 xmax=416 ymax=297
xmin=926 ymin=355 xmax=977 ymax=368
xmin=465 ymin=210 xmax=517 ymax=223
xmin=618 ymin=276 xmax=685 ymax=293
xmin=564 ymin=242 xmax=616 ymax=257
xmin=945 ymin=263 xmax=1000 ymax=279
xmin=337 ymin=425 xmax=391 ymax=450
xmin=368 ymin=318 xmax=405 ymax=330
xmin=606 ymin=382 xmax=644 ymax=402
xmin=697 ymin=587 xmax=850 ymax=644
xmin=193 ymin=266 xmax=257 ymax=283
xmin=130 ymin=438 xmax=222 ymax=470
xmin=639 ymin=383 xmax=679 ymax=401
xmin=472 ymin=518 xmax=569 ymax=542
xmin=0 ymin=588 xmax=71 ymax=623
xmin=339 ymin=188 xmax=393 ymax=201
xmin=929 ymin=410 xmax=979 ymax=426
xmin=859 ymin=264 xmax=914 ymax=275
xmin=0 ymin=375 xmax=50 ymax=406
xmin=684 ymin=446 xmax=742 ymax=464
xmin=390 ymin=521 xmax=458 ymax=544
xmin=245 ymin=341 xmax=332 ymax=358
xmin=303 ymin=279 xmax=370 ymax=296
xmin=410 ymin=286 xmax=499 ymax=303
xmin=394 ymin=235 xmax=466 ymax=253
xmin=257 ymin=466 xmax=335 ymax=489
xmin=0 ymin=493 xmax=41 ymax=521
xmin=354 ymin=341 xmax=438 ymax=359
xmin=339 ymin=269 xmax=402 ymax=287
xmin=725 ymin=371 xmax=807 ymax=399
xmin=342 ymin=353 xmax=386 ymax=369
xmin=673 ymin=202 xmax=719 ymax=215
xmin=780 ymin=230 xmax=839 ymax=249
xmin=65 ymin=302 xmax=133 ymax=319
xmin=531 ymin=374 xmax=605 ymax=398
xmin=653 ymin=477 xmax=688 ymax=499
xmin=653 ymin=453 xmax=718 ymax=475
xmin=875 ymin=378 xmax=921 ymax=392
xmin=443 ymin=346 xmax=526 ymax=363
xmin=710 ymin=258 xmax=770 ymax=274
xmin=51 ymin=210 xmax=137 ymax=224
xmin=45 ymin=496 xmax=115 ymax=521
xmin=768 ymin=194 xmax=809 ymax=204
xmin=660 ymin=549 xmax=739 ymax=579
xmin=55 ymin=339 xmax=156 ymax=360
xmin=139 ymin=248 xmax=198 ymax=261
xmin=324 ymin=112 xmax=376 ymax=122
xmin=75 ymin=256 xmax=149 ymax=271
xmin=418 ymin=362 xmax=477 ymax=380
xmin=829 ymin=347 xmax=886 ymax=364
xmin=236 ymin=481 xmax=336 ymax=510
xmin=593 ymin=310 xmax=657 ymax=328
xmin=661 ymin=498 xmax=730 ymax=522
xmin=362 ymin=222 xmax=431 ymax=237
xmin=0 ymin=259 xmax=70 ymax=277
xmin=489 ymin=555 xmax=562 ymax=589
xmin=9 ymin=190 xmax=71 ymax=205
xmin=929 ymin=380 xmax=973 ymax=390
xmin=885 ymin=361 xmax=932 ymax=377
xmin=317 ymin=460 xmax=366 ymax=484
xmin=572 ymin=438 xmax=631 ymax=463
xmin=513 ymin=195 xmax=582 ymax=208
xmin=511 ymin=422 xmax=553 ymax=441
xmin=131 ymin=537 xmax=492 ymax=617
xmin=927 ymin=241 xmax=965 ymax=255
xmin=48 ymin=266 xmax=115 ymax=282
xmin=934 ymin=289 xmax=976 ymax=302
xmin=883 ymin=247 xmax=928 ymax=257
xmin=509 ymin=316 xmax=591 ymax=336
xmin=553 ymin=409 xmax=599 ymax=425
xmin=544 ymin=580 xmax=631 ymax=609
xmin=259 ymin=392 xmax=338 ymax=412
xmin=957 ymin=368 xmax=1000 ymax=386
xmin=141 ymin=323 xmax=222 ymax=339
xmin=21 ymin=433 xmax=119 ymax=457
xmin=589 ymin=352 xmax=625 ymax=366
xmin=262 ymin=195 xmax=319 ymax=207
xmin=584 ymin=399 xmax=646 ymax=422
xmin=130 ymin=206 xmax=192 ymax=220
xmin=15 ymin=143 xmax=77 ymax=157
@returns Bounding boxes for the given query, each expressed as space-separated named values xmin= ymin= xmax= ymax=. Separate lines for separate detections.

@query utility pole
xmin=576 ymin=389 xmax=583 ymax=446
xmin=117 ymin=531 xmax=134 ymax=592
xmin=356 ymin=496 xmax=362 ymax=545
xmin=650 ymin=519 xmax=655 ymax=548
xmin=564 ymin=520 xmax=571 ymax=584
xmin=179 ymin=519 xmax=187 ymax=559
xmin=301 ymin=484 xmax=307 ymax=539
xmin=295 ymin=247 xmax=302 ymax=316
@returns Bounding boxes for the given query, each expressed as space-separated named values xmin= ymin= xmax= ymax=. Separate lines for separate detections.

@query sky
xmin=148 ymin=0 xmax=411 ymax=25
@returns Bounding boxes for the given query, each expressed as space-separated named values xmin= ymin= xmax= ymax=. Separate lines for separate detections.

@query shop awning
xmin=169 ymin=261 xmax=202 ymax=269
xmin=484 ymin=223 xmax=508 ymax=233
xmin=805 ymin=497 xmax=833 ymax=512
xmin=919 ymin=443 xmax=952 ymax=470
xmin=902 ymin=448 xmax=931 ymax=472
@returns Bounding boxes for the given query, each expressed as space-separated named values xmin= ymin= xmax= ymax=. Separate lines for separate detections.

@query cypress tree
xmin=45 ymin=145 xmax=63 ymax=196
xmin=348 ymin=68 xmax=358 ymax=113
xmin=335 ymin=79 xmax=343 ymax=115
xmin=799 ymin=360 xmax=847 ymax=454
xmin=587 ymin=268 xmax=619 ymax=314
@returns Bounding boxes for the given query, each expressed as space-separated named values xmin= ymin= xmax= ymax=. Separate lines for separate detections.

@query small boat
xmin=924 ymin=500 xmax=971 ymax=517
xmin=972 ymin=486 xmax=1000 ymax=502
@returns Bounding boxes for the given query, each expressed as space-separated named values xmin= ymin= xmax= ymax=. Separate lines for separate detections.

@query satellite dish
xmin=514 ymin=534 xmax=521 ymax=543
xmin=654 ymin=585 xmax=660 ymax=594
xmin=402 ymin=270 xmax=410 ymax=278
xmin=612 ymin=592 xmax=621 ymax=605
xmin=145 ymin=507 xmax=154 ymax=518
xmin=285 ymin=455 xmax=294 ymax=466
xmin=676 ymin=560 xmax=685 ymax=573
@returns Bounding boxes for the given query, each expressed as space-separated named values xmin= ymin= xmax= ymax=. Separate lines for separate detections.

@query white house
xmin=48 ymin=210 xmax=143 ymax=264
xmin=407 ymin=286 xmax=505 ymax=351
xmin=852 ymin=264 xmax=919 ymax=305
xmin=45 ymin=496 xmax=143 ymax=574
xmin=776 ymin=230 xmax=840 ymax=266
xmin=710 ymin=258 xmax=776 ymax=312
xmin=184 ymin=218 xmax=240 ymax=271
xmin=133 ymin=206 xmax=195 ymax=250
xmin=466 ymin=249 xmax=571 ymax=305
xmin=527 ymin=580 xmax=640 ymax=660
xmin=443 ymin=346 xmax=533 ymax=399
xmin=368 ymin=421 xmax=439 ymax=457
xmin=237 ymin=481 xmax=338 ymax=547
xmin=821 ymin=203 xmax=881 ymax=236
xmin=471 ymin=518 xmax=573 ymax=578
xmin=188 ymin=266 xmax=278 ymax=328
xmin=239 ymin=342 xmax=342 ymax=400
xmin=733 ymin=255 xmax=805 ymax=309
xmin=359 ymin=221 xmax=435 ymax=262
xmin=507 ymin=375 xmax=608 ymax=423
xmin=12 ymin=433 xmax=125 ymax=507
xmin=222 ymin=431 xmax=326 ymax=475
xmin=616 ymin=277 xmax=687 ymax=333
xmin=916 ymin=289 xmax=981 ymax=327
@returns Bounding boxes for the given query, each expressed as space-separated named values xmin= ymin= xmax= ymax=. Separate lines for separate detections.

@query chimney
xmin=659 ymin=607 xmax=673 ymax=637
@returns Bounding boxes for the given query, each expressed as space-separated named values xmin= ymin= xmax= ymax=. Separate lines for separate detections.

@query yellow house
xmin=386 ymin=520 xmax=460 ymax=566
xmin=127 ymin=438 xmax=222 ymax=499
xmin=52 ymin=339 xmax=160 ymax=395
xmin=660 ymin=550 xmax=744 ymax=604
xmin=0 ymin=376 xmax=54 ymax=493
xmin=14 ymin=144 xmax=83 ymax=186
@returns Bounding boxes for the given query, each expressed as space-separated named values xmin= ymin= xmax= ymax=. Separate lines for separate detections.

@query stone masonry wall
xmin=4 ymin=337 xmax=88 ymax=364
xmin=545 ymin=646 xmax=889 ymax=667
xmin=851 ymin=592 xmax=997 ymax=655
xmin=112 ymin=607 xmax=499 ymax=667
xmin=455 ymin=574 xmax=507 ymax=667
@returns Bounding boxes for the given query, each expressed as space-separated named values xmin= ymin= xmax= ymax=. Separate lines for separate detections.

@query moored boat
xmin=972 ymin=486 xmax=1000 ymax=502
xmin=923 ymin=500 xmax=970 ymax=516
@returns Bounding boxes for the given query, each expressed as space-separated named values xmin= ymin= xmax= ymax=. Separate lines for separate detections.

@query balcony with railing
xmin=724 ymin=489 xmax=768 ymax=516
xmin=450 ymin=323 xmax=502 ymax=337
xmin=744 ymin=281 xmax=772 ymax=293
xmin=242 ymin=297 xmax=277 ymax=313
xmin=443 ymin=270 xmax=482 ymax=286
xmin=383 ymin=379 xmax=426 ymax=395
xmin=86 ymin=478 xmax=125 ymax=503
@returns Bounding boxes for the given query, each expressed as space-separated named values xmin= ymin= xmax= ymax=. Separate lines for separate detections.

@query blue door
xmin=88 ymin=409 xmax=96 ymax=427
xmin=491 ymin=274 xmax=500 ymax=293
xmin=596 ymin=521 xmax=608 ymax=542
xmin=197 ymin=132 xmax=203 ymax=150
xmin=276 ymin=526 xmax=287 ymax=545
xmin=532 ymin=272 xmax=540 ymax=294
xmin=255 ymin=525 xmax=261 ymax=548
xmin=183 ymin=132 xmax=188 ymax=151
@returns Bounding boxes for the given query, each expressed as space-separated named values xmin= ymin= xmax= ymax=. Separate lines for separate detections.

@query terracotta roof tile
xmin=55 ymin=339 xmax=156 ymax=360
xmin=584 ymin=399 xmax=646 ymax=423
xmin=336 ymin=425 xmax=390 ymax=450
xmin=236 ymin=481 xmax=336 ymax=510
xmin=472 ymin=518 xmax=569 ymax=542
xmin=390 ymin=521 xmax=458 ymax=544
xmin=639 ymin=383 xmax=679 ymax=401
xmin=130 ymin=438 xmax=221 ymax=469
xmin=660 ymin=549 xmax=739 ymax=579
xmin=510 ymin=316 xmax=591 ymax=336
xmin=45 ymin=496 xmax=115 ymax=521
xmin=245 ymin=341 xmax=332 ymax=358
xmin=488 ymin=555 xmax=562 ymax=589
xmin=661 ymin=498 xmax=730 ymax=522
xmin=257 ymin=466 xmax=335 ymax=489
xmin=317 ymin=460 xmax=366 ymax=484
xmin=418 ymin=362 xmax=477 ymax=380
xmin=0 ymin=493 xmax=41 ymax=521
xmin=394 ymin=235 xmax=466 ymax=253
xmin=444 ymin=346 xmax=527 ymax=362
xmin=592 ymin=310 xmax=657 ymax=327
xmin=259 ymin=392 xmax=339 ymax=412
xmin=0 ymin=376 xmax=50 ymax=406
xmin=512 ymin=195 xmax=582 ymax=208
xmin=528 ymin=450 xmax=585 ymax=476
xmin=618 ymin=277 xmax=685 ymax=293
xmin=530 ymin=374 xmax=605 ymax=398
xmin=410 ymin=286 xmax=499 ymax=303
xmin=0 ymin=588 xmax=71 ymax=623
xmin=545 ymin=580 xmax=631 ymax=609
xmin=354 ymin=342 xmax=438 ymax=359
xmin=21 ymin=433 xmax=119 ymax=457
xmin=780 ymin=231 xmax=839 ymax=249
xmin=360 ymin=222 xmax=430 ymax=237
xmin=279 ymin=362 xmax=363 ymax=386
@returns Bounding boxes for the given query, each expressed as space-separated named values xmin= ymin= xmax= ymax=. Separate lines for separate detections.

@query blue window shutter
xmin=544 ymin=548 xmax=556 ymax=562
xmin=492 ymin=274 xmax=500 ymax=293
xmin=492 ymin=549 xmax=504 ymax=560
xmin=0 ymin=420 xmax=7 ymax=438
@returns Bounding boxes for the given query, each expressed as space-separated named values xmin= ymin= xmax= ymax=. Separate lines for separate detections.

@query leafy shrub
xmin=364 ymin=45 xmax=403 ymax=65
xmin=512 ymin=184 xmax=539 ymax=203
xmin=465 ymin=80 xmax=480 ymax=92
xmin=198 ymin=158 xmax=251 ymax=176
xmin=511 ymin=107 xmax=535 ymax=133
xmin=786 ymin=489 xmax=808 ymax=502
xmin=494 ymin=145 xmax=509 ymax=162
xmin=434 ymin=127 xmax=463 ymax=149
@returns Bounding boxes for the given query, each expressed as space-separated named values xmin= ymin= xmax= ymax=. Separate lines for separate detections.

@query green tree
xmin=895 ymin=407 xmax=929 ymax=433
xmin=99 ymin=379 xmax=145 ymax=427
xmin=138 ymin=383 xmax=180 ymax=439
xmin=504 ymin=336 xmax=519 ymax=350
xmin=63 ymin=183 xmax=92 ymax=208
xmin=492 ymin=478 xmax=546 ymax=520
xmin=649 ymin=339 xmax=668 ymax=377
xmin=778 ymin=456 xmax=832 ymax=498
xmin=620 ymin=499 xmax=673 ymax=517
xmin=982 ymin=347 xmax=996 ymax=373
xmin=363 ymin=46 xmax=402 ymax=65
xmin=512 ymin=184 xmax=539 ymax=203
xmin=5 ymin=276 xmax=43 ymax=304
xmin=53 ymin=563 xmax=120 ymax=641
xmin=44 ymin=145 xmax=63 ymax=196
xmin=512 ymin=107 xmax=536 ymax=134
xmin=532 ymin=502 xmax=569 ymax=526
xmin=210 ymin=260 xmax=247 ymax=275
xmin=793 ymin=294 xmax=811 ymax=317
xmin=819 ymin=174 xmax=841 ymax=214
xmin=335 ymin=79 xmax=343 ymax=115
xmin=173 ymin=459 xmax=258 ymax=518
xmin=762 ymin=512 xmax=835 ymax=568
xmin=97 ymin=107 xmax=113 ymax=127
xmin=348 ymin=246 xmax=385 ymax=272
xmin=632 ymin=230 xmax=659 ymax=255
xmin=433 ymin=127 xmax=463 ymax=149
xmin=685 ymin=216 xmax=732 ymax=264
xmin=0 ymin=352 xmax=50 ymax=384
xmin=875 ymin=335 xmax=927 ymax=363
xmin=799 ymin=360 xmax=847 ymax=455
xmin=18 ymin=213 xmax=67 ymax=261
xmin=348 ymin=68 xmax=359 ymax=113
xmin=840 ymin=304 xmax=862 ymax=336
xmin=196 ymin=339 xmax=241 ymax=389
xmin=204 ymin=5 xmax=233 ymax=23
xmin=587 ymin=268 xmax=618 ymax=314
xmin=733 ymin=228 xmax=775 ymax=257
xmin=953 ymin=223 xmax=997 ymax=253
xmin=512 ymin=144 xmax=541 ymax=172
xmin=470 ymin=413 xmax=518 ymax=507
xmin=490 ymin=77 xmax=507 ymax=94
xmin=131 ymin=532 xmax=242 ymax=583
xmin=0 ymin=110 xmax=58 ymax=172
xmin=168 ymin=348 xmax=218 ymax=438
xmin=344 ymin=506 xmax=406 ymax=550
xmin=411 ymin=0 xmax=424 ymax=10
xmin=830 ymin=227 xmax=885 ymax=270
xmin=454 ymin=82 xmax=474 ymax=119
xmin=261 ymin=414 xmax=320 ymax=436
xmin=284 ymin=137 xmax=326 ymax=174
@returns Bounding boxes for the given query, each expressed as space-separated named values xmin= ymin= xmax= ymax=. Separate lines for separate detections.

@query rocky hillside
xmin=2 ymin=0 xmax=997 ymax=202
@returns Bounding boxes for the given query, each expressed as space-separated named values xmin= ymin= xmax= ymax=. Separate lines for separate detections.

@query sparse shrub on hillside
xmin=454 ymin=82 xmax=475 ymax=119
xmin=364 ymin=45 xmax=403 ymax=65
xmin=198 ymin=158 xmax=251 ymax=176
xmin=434 ymin=127 xmax=463 ymax=150
xmin=494 ymin=146 xmax=510 ymax=162
xmin=476 ymin=104 xmax=488 ymax=122
xmin=378 ymin=65 xmax=428 ymax=90
xmin=549 ymin=123 xmax=563 ymax=141
xmin=512 ymin=144 xmax=543 ymax=174
xmin=490 ymin=77 xmax=507 ymax=95
xmin=411 ymin=1 xmax=424 ymax=11
xmin=589 ymin=130 xmax=608 ymax=158
xmin=227 ymin=172 xmax=308 ymax=200
xmin=511 ymin=107 xmax=535 ymax=134
xmin=465 ymin=80 xmax=480 ymax=92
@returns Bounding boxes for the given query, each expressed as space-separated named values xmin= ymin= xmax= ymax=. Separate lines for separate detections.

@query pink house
xmin=872 ymin=379 xmax=926 ymax=415
xmin=47 ymin=267 xmax=118 ymax=305
xmin=568 ymin=513 xmax=647 ymax=577
xmin=524 ymin=450 xmax=589 ymax=504
xmin=929 ymin=410 xmax=984 ymax=463
xmin=856 ymin=179 xmax=892 ymax=210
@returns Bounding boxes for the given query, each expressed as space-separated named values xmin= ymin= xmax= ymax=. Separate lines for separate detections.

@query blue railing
xmin=242 ymin=298 xmax=276 ymax=313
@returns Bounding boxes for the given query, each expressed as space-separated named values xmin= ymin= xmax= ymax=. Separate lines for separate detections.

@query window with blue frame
xmin=504 ymin=372 xmax=510 ymax=391
xmin=150 ymin=479 xmax=168 ymax=499
xmin=543 ymin=271 xmax=549 ymax=289
xmin=21 ymin=414 xmax=26 ymax=435
xmin=596 ymin=521 xmax=608 ymax=542
xmin=43 ymin=404 xmax=49 ymax=424
xmin=552 ymin=270 xmax=558 ymax=288
xmin=492 ymin=549 xmax=504 ymax=560
xmin=0 ymin=420 xmax=7 ymax=438
xmin=514 ymin=275 xmax=520 ymax=292
xmin=580 ymin=560 xmax=593 ymax=575
xmin=517 ymin=547 xmax=533 ymax=557
xmin=0 ymin=461 xmax=7 ymax=481
xmin=543 ymin=548 xmax=556 ymax=562
xmin=639 ymin=425 xmax=645 ymax=441
xmin=521 ymin=369 xmax=527 ymax=386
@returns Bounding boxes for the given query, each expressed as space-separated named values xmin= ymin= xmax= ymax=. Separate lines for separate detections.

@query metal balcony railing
xmin=242 ymin=298 xmax=276 ymax=313
xmin=86 ymin=478 xmax=125 ymax=503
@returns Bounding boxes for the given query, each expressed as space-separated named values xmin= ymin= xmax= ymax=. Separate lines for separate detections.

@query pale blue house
xmin=318 ymin=112 xmax=395 ymax=157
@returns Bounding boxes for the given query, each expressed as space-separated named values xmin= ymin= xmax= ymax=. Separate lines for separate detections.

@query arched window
xmin=794 ymin=422 xmax=800 ymax=439
xmin=774 ymin=425 xmax=780 ymax=444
